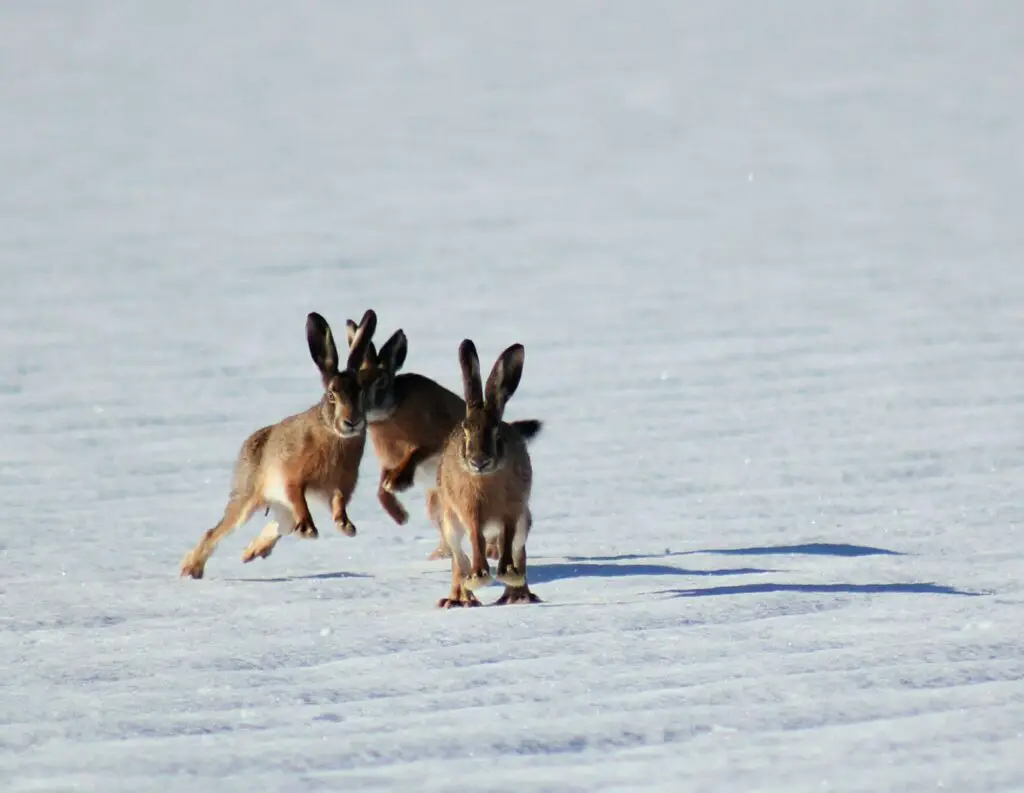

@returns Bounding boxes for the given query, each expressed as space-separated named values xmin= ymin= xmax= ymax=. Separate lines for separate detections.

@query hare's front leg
xmin=284 ymin=482 xmax=319 ymax=539
xmin=496 ymin=510 xmax=541 ymax=605
xmin=437 ymin=506 xmax=480 ymax=608
xmin=383 ymin=446 xmax=434 ymax=493
xmin=461 ymin=507 xmax=492 ymax=591
xmin=495 ymin=516 xmax=525 ymax=587
xmin=331 ymin=489 xmax=357 ymax=537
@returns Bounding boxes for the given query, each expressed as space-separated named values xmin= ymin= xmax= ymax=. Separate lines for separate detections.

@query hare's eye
xmin=326 ymin=392 xmax=336 ymax=404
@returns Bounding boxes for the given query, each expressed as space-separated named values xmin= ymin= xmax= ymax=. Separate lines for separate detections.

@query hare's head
xmin=456 ymin=339 xmax=525 ymax=475
xmin=306 ymin=309 xmax=377 ymax=438
xmin=346 ymin=321 xmax=407 ymax=422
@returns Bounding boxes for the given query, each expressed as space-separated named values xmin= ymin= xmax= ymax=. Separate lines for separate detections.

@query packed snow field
xmin=3 ymin=2 xmax=1023 ymax=791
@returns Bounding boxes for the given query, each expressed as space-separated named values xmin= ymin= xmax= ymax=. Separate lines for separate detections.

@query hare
xmin=344 ymin=319 xmax=542 ymax=561
xmin=434 ymin=339 xmax=541 ymax=608
xmin=179 ymin=309 xmax=377 ymax=579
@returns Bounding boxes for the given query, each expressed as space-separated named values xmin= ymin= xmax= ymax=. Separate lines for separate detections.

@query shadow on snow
xmin=526 ymin=561 xmax=773 ymax=586
xmin=225 ymin=570 xmax=373 ymax=583
xmin=567 ymin=542 xmax=904 ymax=563
xmin=662 ymin=581 xmax=982 ymax=598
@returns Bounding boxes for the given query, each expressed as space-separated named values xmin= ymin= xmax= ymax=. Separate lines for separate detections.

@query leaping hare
xmin=434 ymin=339 xmax=541 ymax=608
xmin=345 ymin=319 xmax=542 ymax=561
xmin=179 ymin=309 xmax=377 ymax=579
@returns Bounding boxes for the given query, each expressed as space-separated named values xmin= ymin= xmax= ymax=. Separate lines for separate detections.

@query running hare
xmin=179 ymin=309 xmax=377 ymax=579
xmin=345 ymin=319 xmax=542 ymax=560
xmin=434 ymin=339 xmax=541 ymax=607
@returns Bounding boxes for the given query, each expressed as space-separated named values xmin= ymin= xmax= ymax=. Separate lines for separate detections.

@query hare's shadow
xmin=226 ymin=571 xmax=373 ymax=584
xmin=567 ymin=542 xmax=905 ymax=564
xmin=540 ymin=542 xmax=902 ymax=586
xmin=559 ymin=543 xmax=983 ymax=597
xmin=662 ymin=582 xmax=982 ymax=598
xmin=526 ymin=561 xmax=773 ymax=586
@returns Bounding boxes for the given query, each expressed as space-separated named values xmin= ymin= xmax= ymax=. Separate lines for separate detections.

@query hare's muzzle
xmin=468 ymin=455 xmax=495 ymax=474
xmin=339 ymin=417 xmax=365 ymax=438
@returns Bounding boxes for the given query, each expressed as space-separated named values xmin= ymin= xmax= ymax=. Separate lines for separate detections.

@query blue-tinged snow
xmin=2 ymin=2 xmax=1023 ymax=791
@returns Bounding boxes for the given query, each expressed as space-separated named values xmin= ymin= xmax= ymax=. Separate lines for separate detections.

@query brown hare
xmin=344 ymin=319 xmax=542 ymax=561
xmin=179 ymin=309 xmax=377 ymax=579
xmin=434 ymin=339 xmax=541 ymax=608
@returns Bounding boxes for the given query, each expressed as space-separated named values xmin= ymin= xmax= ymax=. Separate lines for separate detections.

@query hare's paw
xmin=180 ymin=551 xmax=206 ymax=579
xmin=378 ymin=489 xmax=409 ymax=525
xmin=463 ymin=566 xmax=493 ymax=591
xmin=380 ymin=469 xmax=402 ymax=494
xmin=495 ymin=562 xmax=525 ymax=588
xmin=428 ymin=544 xmax=452 ymax=560
xmin=387 ymin=466 xmax=416 ymax=493
xmin=295 ymin=521 xmax=319 ymax=539
xmin=335 ymin=518 xmax=357 ymax=537
xmin=241 ymin=540 xmax=275 ymax=563
xmin=437 ymin=590 xmax=482 ymax=609
xmin=495 ymin=586 xmax=542 ymax=605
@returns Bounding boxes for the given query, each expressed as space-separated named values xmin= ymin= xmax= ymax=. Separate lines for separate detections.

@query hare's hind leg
xmin=241 ymin=506 xmax=296 ymax=563
xmin=426 ymin=489 xmax=453 ymax=560
xmin=496 ymin=510 xmax=541 ymax=605
xmin=377 ymin=467 xmax=410 ymax=526
xmin=181 ymin=495 xmax=260 ymax=579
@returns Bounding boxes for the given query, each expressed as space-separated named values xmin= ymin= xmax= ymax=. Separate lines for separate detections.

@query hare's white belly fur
xmin=261 ymin=465 xmax=331 ymax=532
xmin=447 ymin=513 xmax=528 ymax=558
xmin=413 ymin=455 xmax=439 ymax=489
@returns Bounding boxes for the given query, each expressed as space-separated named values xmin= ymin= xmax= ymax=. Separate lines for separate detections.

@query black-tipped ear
xmin=484 ymin=343 xmax=524 ymax=421
xmin=378 ymin=330 xmax=408 ymax=374
xmin=510 ymin=419 xmax=542 ymax=442
xmin=345 ymin=309 xmax=378 ymax=372
xmin=459 ymin=339 xmax=483 ymax=410
xmin=345 ymin=318 xmax=377 ymax=367
xmin=307 ymin=312 xmax=339 ymax=376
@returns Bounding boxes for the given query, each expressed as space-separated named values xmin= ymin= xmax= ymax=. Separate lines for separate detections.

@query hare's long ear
xmin=484 ymin=343 xmax=524 ymax=422
xmin=307 ymin=312 xmax=339 ymax=376
xmin=346 ymin=318 xmax=378 ymax=368
xmin=377 ymin=329 xmax=408 ymax=374
xmin=345 ymin=309 xmax=378 ymax=372
xmin=458 ymin=339 xmax=483 ymax=411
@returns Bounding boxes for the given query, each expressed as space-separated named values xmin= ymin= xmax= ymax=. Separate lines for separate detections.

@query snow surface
xmin=3 ymin=1 xmax=1024 ymax=791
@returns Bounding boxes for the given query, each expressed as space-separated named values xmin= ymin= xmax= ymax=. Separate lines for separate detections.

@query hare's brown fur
xmin=434 ymin=339 xmax=541 ymax=608
xmin=346 ymin=320 xmax=542 ymax=561
xmin=180 ymin=310 xmax=376 ymax=579
xmin=367 ymin=373 xmax=463 ymax=525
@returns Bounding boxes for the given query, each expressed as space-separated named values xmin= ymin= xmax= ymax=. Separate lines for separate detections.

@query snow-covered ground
xmin=3 ymin=1 xmax=1023 ymax=790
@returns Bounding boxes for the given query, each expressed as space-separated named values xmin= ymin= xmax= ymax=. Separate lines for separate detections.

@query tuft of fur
xmin=179 ymin=309 xmax=377 ymax=579
xmin=434 ymin=339 xmax=542 ymax=608
xmin=344 ymin=318 xmax=544 ymax=560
